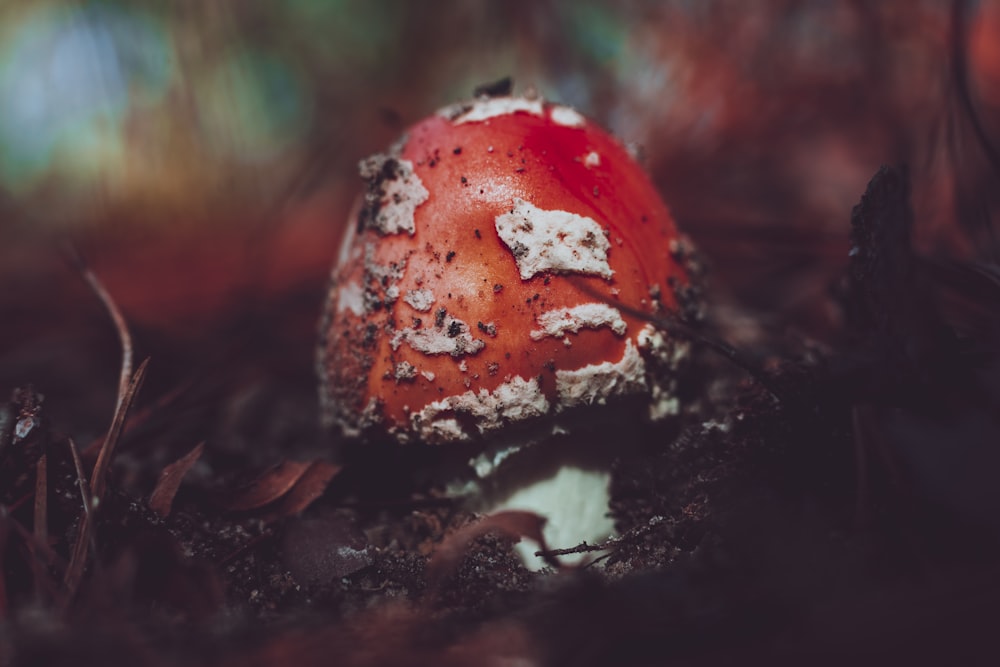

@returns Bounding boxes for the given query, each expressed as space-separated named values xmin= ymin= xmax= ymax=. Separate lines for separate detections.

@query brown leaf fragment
xmin=220 ymin=460 xmax=311 ymax=512
xmin=149 ymin=442 xmax=205 ymax=518
xmin=426 ymin=510 xmax=551 ymax=590
xmin=259 ymin=460 xmax=342 ymax=524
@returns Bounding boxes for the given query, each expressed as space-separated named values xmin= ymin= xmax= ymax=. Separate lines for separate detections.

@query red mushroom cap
xmin=318 ymin=95 xmax=690 ymax=446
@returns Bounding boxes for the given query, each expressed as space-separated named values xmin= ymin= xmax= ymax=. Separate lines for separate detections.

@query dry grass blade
xmin=81 ymin=381 xmax=191 ymax=459
xmin=64 ymin=244 xmax=134 ymax=410
xmin=66 ymin=438 xmax=92 ymax=517
xmin=64 ymin=359 xmax=149 ymax=600
xmin=8 ymin=516 xmax=66 ymax=608
xmin=34 ymin=454 xmax=47 ymax=543
xmin=149 ymin=442 xmax=205 ymax=518
xmin=90 ymin=358 xmax=149 ymax=501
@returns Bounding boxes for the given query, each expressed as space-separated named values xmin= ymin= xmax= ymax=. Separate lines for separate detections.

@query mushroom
xmin=318 ymin=91 xmax=692 ymax=567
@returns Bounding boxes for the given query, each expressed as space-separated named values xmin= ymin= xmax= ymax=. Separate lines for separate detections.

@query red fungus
xmin=318 ymin=92 xmax=692 ymax=565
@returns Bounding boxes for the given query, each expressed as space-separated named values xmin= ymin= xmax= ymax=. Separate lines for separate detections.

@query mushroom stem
xmin=485 ymin=463 xmax=614 ymax=569
xmin=462 ymin=419 xmax=642 ymax=570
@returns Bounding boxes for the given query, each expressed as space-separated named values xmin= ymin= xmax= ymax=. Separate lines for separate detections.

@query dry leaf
xmin=220 ymin=460 xmax=311 ymax=512
xmin=259 ymin=460 xmax=342 ymax=523
xmin=149 ymin=442 xmax=205 ymax=518
xmin=426 ymin=510 xmax=551 ymax=590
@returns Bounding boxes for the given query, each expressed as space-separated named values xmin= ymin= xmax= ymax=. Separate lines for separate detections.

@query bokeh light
xmin=0 ymin=3 xmax=172 ymax=192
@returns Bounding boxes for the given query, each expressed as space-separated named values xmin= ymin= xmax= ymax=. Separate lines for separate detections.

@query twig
xmin=66 ymin=438 xmax=92 ymax=519
xmin=574 ymin=280 xmax=782 ymax=401
xmin=535 ymin=542 xmax=608 ymax=558
xmin=533 ymin=516 xmax=668 ymax=560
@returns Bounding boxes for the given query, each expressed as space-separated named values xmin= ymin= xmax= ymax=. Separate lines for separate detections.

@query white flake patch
xmin=416 ymin=416 xmax=466 ymax=443
xmin=363 ymin=244 xmax=406 ymax=283
xmin=469 ymin=444 xmax=523 ymax=479
xmin=555 ymin=339 xmax=647 ymax=409
xmin=638 ymin=323 xmax=689 ymax=421
xmin=638 ymin=323 xmax=690 ymax=368
xmin=362 ymin=244 xmax=407 ymax=311
xmin=391 ymin=316 xmax=485 ymax=358
xmin=550 ymin=105 xmax=586 ymax=128
xmin=452 ymin=97 xmax=544 ymax=124
xmin=335 ymin=281 xmax=365 ymax=316
xmin=583 ymin=151 xmax=601 ymax=168
xmin=411 ymin=376 xmax=550 ymax=444
xmin=403 ymin=288 xmax=435 ymax=312
xmin=530 ymin=303 xmax=626 ymax=341
xmin=394 ymin=361 xmax=418 ymax=381
xmin=495 ymin=199 xmax=613 ymax=280
xmin=648 ymin=385 xmax=680 ymax=421
xmin=358 ymin=157 xmax=428 ymax=235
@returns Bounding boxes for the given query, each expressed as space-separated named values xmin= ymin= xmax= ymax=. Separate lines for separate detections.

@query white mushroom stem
xmin=484 ymin=464 xmax=614 ymax=569
xmin=463 ymin=428 xmax=622 ymax=571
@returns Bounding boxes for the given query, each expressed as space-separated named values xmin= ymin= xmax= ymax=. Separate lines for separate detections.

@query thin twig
xmin=533 ymin=516 xmax=668 ymax=560
xmin=574 ymin=280 xmax=782 ymax=401
xmin=65 ymin=438 xmax=92 ymax=519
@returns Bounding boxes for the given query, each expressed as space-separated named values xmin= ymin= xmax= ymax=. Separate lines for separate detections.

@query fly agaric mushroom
xmin=318 ymin=91 xmax=692 ymax=566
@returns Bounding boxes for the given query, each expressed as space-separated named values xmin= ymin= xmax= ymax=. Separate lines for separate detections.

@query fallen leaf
xmin=426 ymin=510 xmax=551 ymax=590
xmin=259 ymin=460 xmax=342 ymax=523
xmin=149 ymin=442 xmax=205 ymax=518
xmin=220 ymin=460 xmax=312 ymax=512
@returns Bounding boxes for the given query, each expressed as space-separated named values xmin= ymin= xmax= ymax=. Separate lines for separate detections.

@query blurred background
xmin=2 ymin=0 xmax=999 ymax=438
